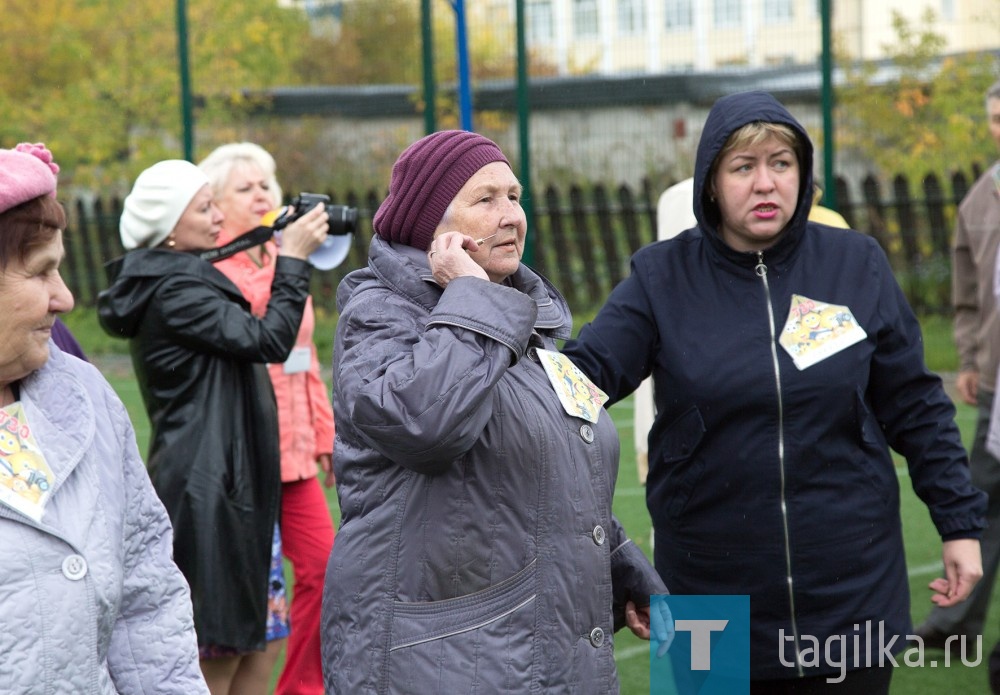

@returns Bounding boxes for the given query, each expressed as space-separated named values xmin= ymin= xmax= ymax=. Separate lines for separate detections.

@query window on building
xmin=763 ymin=0 xmax=793 ymax=22
xmin=526 ymin=0 xmax=554 ymax=43
xmin=714 ymin=0 xmax=742 ymax=28
xmin=573 ymin=0 xmax=599 ymax=38
xmin=617 ymin=0 xmax=645 ymax=35
xmin=664 ymin=0 xmax=693 ymax=30
xmin=941 ymin=0 xmax=955 ymax=20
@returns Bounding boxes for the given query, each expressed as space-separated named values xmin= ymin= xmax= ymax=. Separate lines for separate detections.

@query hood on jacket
xmin=98 ymin=249 xmax=244 ymax=339
xmin=692 ymin=90 xmax=815 ymax=250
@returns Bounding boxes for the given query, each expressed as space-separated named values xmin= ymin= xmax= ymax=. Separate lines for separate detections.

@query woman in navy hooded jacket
xmin=562 ymin=90 xmax=987 ymax=691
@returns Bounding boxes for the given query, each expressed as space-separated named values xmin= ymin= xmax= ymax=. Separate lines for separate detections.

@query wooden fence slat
xmin=893 ymin=174 xmax=923 ymax=313
xmin=528 ymin=188 xmax=550 ymax=279
xmin=894 ymin=175 xmax=919 ymax=265
xmin=922 ymin=173 xmax=953 ymax=313
xmin=80 ymin=199 xmax=109 ymax=304
xmin=641 ymin=179 xmax=659 ymax=246
xmin=834 ymin=176 xmax=856 ymax=230
xmin=544 ymin=184 xmax=581 ymax=307
xmin=593 ymin=184 xmax=623 ymax=291
xmin=952 ymin=171 xmax=971 ymax=210
xmin=617 ymin=185 xmax=644 ymax=261
xmin=569 ymin=185 xmax=604 ymax=307
xmin=923 ymin=174 xmax=950 ymax=257
xmin=861 ymin=175 xmax=890 ymax=254
xmin=65 ymin=200 xmax=88 ymax=302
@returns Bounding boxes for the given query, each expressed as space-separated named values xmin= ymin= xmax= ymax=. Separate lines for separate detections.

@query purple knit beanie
xmin=373 ymin=130 xmax=510 ymax=251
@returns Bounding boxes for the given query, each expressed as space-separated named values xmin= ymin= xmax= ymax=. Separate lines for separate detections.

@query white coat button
xmin=589 ymin=627 xmax=605 ymax=647
xmin=592 ymin=525 xmax=606 ymax=545
xmin=579 ymin=424 xmax=595 ymax=443
xmin=62 ymin=554 xmax=87 ymax=581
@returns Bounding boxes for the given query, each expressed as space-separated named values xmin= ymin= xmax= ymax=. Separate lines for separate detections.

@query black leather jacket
xmin=98 ymin=248 xmax=311 ymax=651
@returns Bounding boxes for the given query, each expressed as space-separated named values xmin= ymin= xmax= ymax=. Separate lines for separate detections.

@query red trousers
xmin=275 ymin=477 xmax=336 ymax=695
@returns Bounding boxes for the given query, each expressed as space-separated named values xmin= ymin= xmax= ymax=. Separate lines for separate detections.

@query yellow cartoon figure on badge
xmin=0 ymin=403 xmax=56 ymax=519
xmin=8 ymin=449 xmax=51 ymax=494
xmin=0 ymin=428 xmax=19 ymax=457
xmin=779 ymin=294 xmax=868 ymax=370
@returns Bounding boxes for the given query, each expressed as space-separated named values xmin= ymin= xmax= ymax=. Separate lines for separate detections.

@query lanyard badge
xmin=779 ymin=294 xmax=867 ymax=370
xmin=0 ymin=402 xmax=55 ymax=522
xmin=536 ymin=349 xmax=609 ymax=424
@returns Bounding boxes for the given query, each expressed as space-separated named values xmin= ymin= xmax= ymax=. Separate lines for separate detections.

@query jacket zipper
xmin=756 ymin=251 xmax=804 ymax=676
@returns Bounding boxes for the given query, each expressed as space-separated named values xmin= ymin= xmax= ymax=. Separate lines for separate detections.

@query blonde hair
xmin=719 ymin=122 xmax=801 ymax=161
xmin=197 ymin=142 xmax=282 ymax=208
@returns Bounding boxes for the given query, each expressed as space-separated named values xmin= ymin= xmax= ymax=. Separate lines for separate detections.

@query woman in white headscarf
xmin=98 ymin=159 xmax=327 ymax=695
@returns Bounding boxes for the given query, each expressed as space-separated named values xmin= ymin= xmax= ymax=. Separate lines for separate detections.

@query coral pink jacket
xmin=214 ymin=232 xmax=335 ymax=482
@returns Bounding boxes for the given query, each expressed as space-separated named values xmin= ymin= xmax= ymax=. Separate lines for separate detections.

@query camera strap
xmin=199 ymin=226 xmax=274 ymax=264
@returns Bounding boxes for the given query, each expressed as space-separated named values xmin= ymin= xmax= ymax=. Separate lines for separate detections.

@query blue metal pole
xmin=450 ymin=0 xmax=473 ymax=131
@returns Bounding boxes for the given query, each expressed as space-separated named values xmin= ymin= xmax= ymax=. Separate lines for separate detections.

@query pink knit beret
xmin=0 ymin=143 xmax=59 ymax=215
xmin=373 ymin=130 xmax=510 ymax=251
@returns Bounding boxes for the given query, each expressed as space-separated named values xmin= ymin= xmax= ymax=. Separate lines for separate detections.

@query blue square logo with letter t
xmin=649 ymin=595 xmax=750 ymax=695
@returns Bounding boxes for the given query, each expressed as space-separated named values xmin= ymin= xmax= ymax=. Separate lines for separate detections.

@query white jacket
xmin=0 ymin=345 xmax=207 ymax=694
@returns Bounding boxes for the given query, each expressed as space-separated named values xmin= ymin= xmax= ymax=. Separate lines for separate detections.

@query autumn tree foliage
xmin=2 ymin=0 xmax=557 ymax=191
xmin=837 ymin=9 xmax=1000 ymax=179
xmin=294 ymin=0 xmax=422 ymax=86
xmin=1 ymin=0 xmax=310 ymax=187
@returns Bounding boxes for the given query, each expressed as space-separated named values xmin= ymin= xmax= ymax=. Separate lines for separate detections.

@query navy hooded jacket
xmin=563 ymin=90 xmax=986 ymax=680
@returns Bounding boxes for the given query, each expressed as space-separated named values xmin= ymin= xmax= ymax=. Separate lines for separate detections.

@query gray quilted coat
xmin=321 ymin=238 xmax=665 ymax=694
xmin=0 ymin=346 xmax=207 ymax=694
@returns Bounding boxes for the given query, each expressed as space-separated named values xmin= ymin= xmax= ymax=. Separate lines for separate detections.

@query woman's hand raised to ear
xmin=427 ymin=231 xmax=489 ymax=287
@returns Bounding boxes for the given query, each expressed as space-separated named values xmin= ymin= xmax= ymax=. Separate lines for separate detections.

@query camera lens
xmin=327 ymin=205 xmax=358 ymax=236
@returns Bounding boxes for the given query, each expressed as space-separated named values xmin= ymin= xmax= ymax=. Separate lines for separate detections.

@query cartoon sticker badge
xmin=0 ymin=403 xmax=55 ymax=522
xmin=778 ymin=294 xmax=867 ymax=370
xmin=536 ymin=349 xmax=609 ymax=423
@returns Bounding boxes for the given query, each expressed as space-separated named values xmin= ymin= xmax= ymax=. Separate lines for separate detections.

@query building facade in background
xmin=276 ymin=1 xmax=998 ymax=77
xmin=240 ymin=1 xmax=1000 ymax=196
xmin=504 ymin=0 xmax=998 ymax=74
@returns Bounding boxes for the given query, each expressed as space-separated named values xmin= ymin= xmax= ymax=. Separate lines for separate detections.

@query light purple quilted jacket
xmin=0 ymin=345 xmax=208 ymax=694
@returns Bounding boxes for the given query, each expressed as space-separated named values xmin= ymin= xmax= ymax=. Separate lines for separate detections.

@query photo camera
xmin=201 ymin=193 xmax=357 ymax=270
xmin=273 ymin=193 xmax=358 ymax=270
xmin=274 ymin=193 xmax=358 ymax=237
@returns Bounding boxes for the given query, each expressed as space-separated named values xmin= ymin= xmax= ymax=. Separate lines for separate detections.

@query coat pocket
xmin=853 ymin=388 xmax=892 ymax=506
xmin=386 ymin=559 xmax=537 ymax=693
xmin=658 ymin=406 xmax=706 ymax=519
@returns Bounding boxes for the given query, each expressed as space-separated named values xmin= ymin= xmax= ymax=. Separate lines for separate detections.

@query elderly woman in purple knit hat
xmin=0 ymin=143 xmax=208 ymax=693
xmin=320 ymin=130 xmax=672 ymax=694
